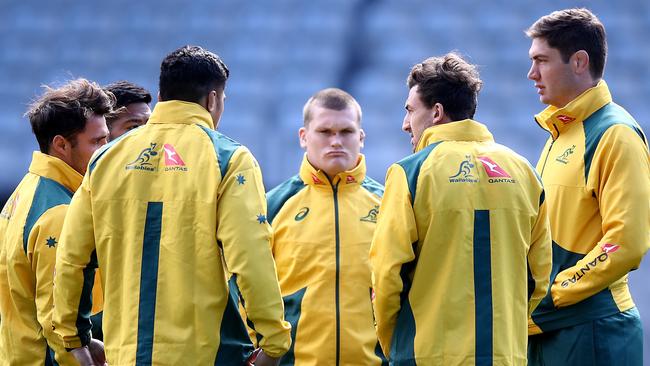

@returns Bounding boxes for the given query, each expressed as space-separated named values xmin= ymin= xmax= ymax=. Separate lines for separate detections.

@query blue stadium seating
xmin=1 ymin=1 xmax=649 ymax=358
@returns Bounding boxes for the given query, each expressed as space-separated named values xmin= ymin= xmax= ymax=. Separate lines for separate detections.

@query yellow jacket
xmin=529 ymin=81 xmax=650 ymax=334
xmin=370 ymin=120 xmax=552 ymax=365
xmin=52 ymin=100 xmax=291 ymax=366
xmin=0 ymin=152 xmax=82 ymax=365
xmin=266 ymin=155 xmax=386 ymax=365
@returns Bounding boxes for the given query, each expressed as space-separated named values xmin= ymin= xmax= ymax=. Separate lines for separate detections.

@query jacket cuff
xmin=64 ymin=330 xmax=91 ymax=351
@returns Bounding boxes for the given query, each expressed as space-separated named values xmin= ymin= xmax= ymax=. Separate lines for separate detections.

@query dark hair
xmin=104 ymin=80 xmax=152 ymax=109
xmin=25 ymin=78 xmax=115 ymax=153
xmin=407 ymin=53 xmax=482 ymax=121
xmin=303 ymin=88 xmax=362 ymax=126
xmin=159 ymin=45 xmax=229 ymax=103
xmin=526 ymin=8 xmax=607 ymax=79
xmin=104 ymin=81 xmax=152 ymax=124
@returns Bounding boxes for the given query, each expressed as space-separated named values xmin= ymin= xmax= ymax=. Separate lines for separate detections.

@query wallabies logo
xmin=556 ymin=145 xmax=576 ymax=164
xmin=449 ymin=155 xmax=479 ymax=183
xmin=360 ymin=205 xmax=379 ymax=223
xmin=126 ymin=143 xmax=160 ymax=171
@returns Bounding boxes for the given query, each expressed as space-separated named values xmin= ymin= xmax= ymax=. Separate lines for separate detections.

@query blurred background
xmin=1 ymin=0 xmax=649 ymax=360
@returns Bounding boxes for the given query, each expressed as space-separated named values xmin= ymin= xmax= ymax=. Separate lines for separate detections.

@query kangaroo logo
xmin=360 ymin=205 xmax=379 ymax=223
xmin=556 ymin=145 xmax=576 ymax=164
xmin=449 ymin=156 xmax=479 ymax=183
xmin=126 ymin=143 xmax=159 ymax=171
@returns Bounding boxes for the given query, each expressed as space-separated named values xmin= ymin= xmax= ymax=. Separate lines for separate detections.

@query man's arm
xmin=216 ymin=147 xmax=291 ymax=358
xmin=27 ymin=205 xmax=73 ymax=351
xmin=527 ymin=190 xmax=552 ymax=315
xmin=552 ymin=126 xmax=650 ymax=307
xmin=52 ymin=175 xmax=98 ymax=350
xmin=369 ymin=164 xmax=418 ymax=356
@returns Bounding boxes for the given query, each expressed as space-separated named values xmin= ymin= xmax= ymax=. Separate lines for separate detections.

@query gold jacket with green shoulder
xmin=51 ymin=101 xmax=291 ymax=365
xmin=0 ymin=152 xmax=84 ymax=365
xmin=266 ymin=154 xmax=386 ymax=365
xmin=371 ymin=120 xmax=552 ymax=365
xmin=529 ymin=81 xmax=650 ymax=334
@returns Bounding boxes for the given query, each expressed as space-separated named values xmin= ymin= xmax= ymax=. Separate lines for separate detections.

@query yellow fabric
xmin=52 ymin=101 xmax=291 ymax=365
xmin=371 ymin=120 xmax=552 ymax=365
xmin=0 ymin=152 xmax=83 ymax=365
xmin=530 ymin=81 xmax=650 ymax=333
xmin=267 ymin=154 xmax=385 ymax=365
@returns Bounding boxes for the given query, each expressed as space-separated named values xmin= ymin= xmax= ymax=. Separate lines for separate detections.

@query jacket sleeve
xmin=52 ymin=174 xmax=98 ymax=349
xmin=552 ymin=125 xmax=650 ymax=307
xmin=527 ymin=189 xmax=552 ymax=315
xmin=216 ymin=147 xmax=291 ymax=358
xmin=369 ymin=164 xmax=418 ymax=357
xmin=27 ymin=205 xmax=71 ymax=350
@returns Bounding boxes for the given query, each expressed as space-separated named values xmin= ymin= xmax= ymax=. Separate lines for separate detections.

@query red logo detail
xmin=311 ymin=173 xmax=323 ymax=184
xmin=477 ymin=156 xmax=511 ymax=178
xmin=346 ymin=175 xmax=356 ymax=184
xmin=163 ymin=144 xmax=185 ymax=166
xmin=601 ymin=243 xmax=620 ymax=254
xmin=371 ymin=288 xmax=376 ymax=301
xmin=557 ymin=115 xmax=575 ymax=124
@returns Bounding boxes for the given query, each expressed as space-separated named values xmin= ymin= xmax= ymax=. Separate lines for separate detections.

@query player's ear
xmin=299 ymin=126 xmax=307 ymax=149
xmin=359 ymin=128 xmax=366 ymax=149
xmin=432 ymin=103 xmax=445 ymax=125
xmin=206 ymin=90 xmax=217 ymax=112
xmin=50 ymin=135 xmax=70 ymax=155
xmin=572 ymin=50 xmax=590 ymax=76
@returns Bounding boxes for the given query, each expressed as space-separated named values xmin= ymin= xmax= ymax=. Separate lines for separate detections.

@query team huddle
xmin=1 ymin=7 xmax=648 ymax=366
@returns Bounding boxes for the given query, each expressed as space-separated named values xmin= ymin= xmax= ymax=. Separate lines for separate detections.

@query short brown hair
xmin=407 ymin=53 xmax=482 ymax=121
xmin=303 ymin=88 xmax=362 ymax=126
xmin=26 ymin=79 xmax=115 ymax=153
xmin=526 ymin=8 xmax=607 ymax=79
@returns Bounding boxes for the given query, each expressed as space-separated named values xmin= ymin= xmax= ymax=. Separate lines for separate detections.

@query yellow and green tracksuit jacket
xmin=266 ymin=154 xmax=386 ymax=366
xmin=51 ymin=100 xmax=292 ymax=366
xmin=370 ymin=120 xmax=552 ymax=366
xmin=529 ymin=81 xmax=650 ymax=334
xmin=0 ymin=152 xmax=83 ymax=366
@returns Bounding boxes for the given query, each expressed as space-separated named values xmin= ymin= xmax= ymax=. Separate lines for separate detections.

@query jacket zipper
xmin=332 ymin=181 xmax=341 ymax=366
xmin=539 ymin=124 xmax=560 ymax=177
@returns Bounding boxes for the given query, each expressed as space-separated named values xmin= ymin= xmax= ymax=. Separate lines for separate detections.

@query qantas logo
xmin=477 ymin=156 xmax=510 ymax=177
xmin=163 ymin=144 xmax=188 ymax=172
xmin=163 ymin=144 xmax=185 ymax=166
xmin=311 ymin=173 xmax=324 ymax=185
xmin=477 ymin=156 xmax=516 ymax=184
xmin=346 ymin=175 xmax=356 ymax=184
xmin=601 ymin=243 xmax=620 ymax=253
xmin=560 ymin=245 xmax=619 ymax=288
xmin=557 ymin=115 xmax=575 ymax=124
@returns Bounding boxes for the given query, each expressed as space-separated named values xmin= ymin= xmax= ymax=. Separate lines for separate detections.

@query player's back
xmin=398 ymin=136 xmax=545 ymax=365
xmin=85 ymin=108 xmax=250 ymax=365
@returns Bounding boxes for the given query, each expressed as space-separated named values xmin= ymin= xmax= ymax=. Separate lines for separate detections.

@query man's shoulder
xmin=197 ymin=127 xmax=253 ymax=178
xmin=396 ymin=141 xmax=444 ymax=174
xmin=21 ymin=177 xmax=72 ymax=252
xmin=584 ymin=102 xmax=645 ymax=143
xmin=583 ymin=103 xmax=647 ymax=176
xmin=267 ymin=175 xmax=306 ymax=224
xmin=360 ymin=176 xmax=384 ymax=198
